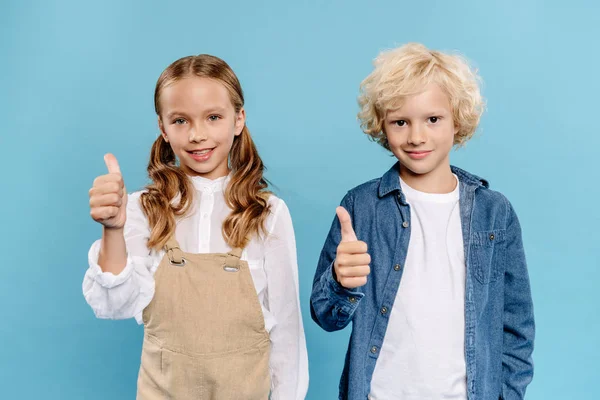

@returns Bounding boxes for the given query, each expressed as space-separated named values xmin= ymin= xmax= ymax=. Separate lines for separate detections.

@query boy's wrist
xmin=332 ymin=261 xmax=339 ymax=283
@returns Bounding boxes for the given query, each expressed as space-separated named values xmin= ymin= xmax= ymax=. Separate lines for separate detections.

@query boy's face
xmin=384 ymin=83 xmax=458 ymax=185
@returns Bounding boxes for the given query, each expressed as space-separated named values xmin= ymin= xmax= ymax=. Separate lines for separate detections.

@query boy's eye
xmin=173 ymin=118 xmax=186 ymax=125
xmin=394 ymin=120 xmax=407 ymax=127
xmin=428 ymin=116 xmax=440 ymax=124
xmin=208 ymin=115 xmax=221 ymax=121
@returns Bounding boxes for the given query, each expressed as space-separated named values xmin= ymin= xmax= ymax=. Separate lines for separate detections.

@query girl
xmin=83 ymin=54 xmax=308 ymax=399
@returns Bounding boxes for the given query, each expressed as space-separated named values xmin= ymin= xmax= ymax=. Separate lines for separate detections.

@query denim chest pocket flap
xmin=470 ymin=229 xmax=507 ymax=284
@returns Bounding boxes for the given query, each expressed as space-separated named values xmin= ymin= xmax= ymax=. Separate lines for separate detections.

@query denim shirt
xmin=310 ymin=163 xmax=535 ymax=400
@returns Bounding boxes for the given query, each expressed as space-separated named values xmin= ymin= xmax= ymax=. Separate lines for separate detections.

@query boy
xmin=310 ymin=43 xmax=534 ymax=400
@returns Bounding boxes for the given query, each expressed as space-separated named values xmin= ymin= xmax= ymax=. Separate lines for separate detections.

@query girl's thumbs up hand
xmin=89 ymin=154 xmax=128 ymax=230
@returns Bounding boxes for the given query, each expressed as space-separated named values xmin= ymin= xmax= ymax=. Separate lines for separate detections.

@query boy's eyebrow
xmin=426 ymin=110 xmax=450 ymax=116
xmin=386 ymin=113 xmax=405 ymax=120
xmin=386 ymin=110 xmax=450 ymax=119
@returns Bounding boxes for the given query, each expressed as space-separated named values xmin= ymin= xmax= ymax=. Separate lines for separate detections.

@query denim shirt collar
xmin=378 ymin=162 xmax=490 ymax=205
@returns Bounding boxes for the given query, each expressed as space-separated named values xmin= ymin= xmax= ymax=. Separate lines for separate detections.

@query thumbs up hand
xmin=89 ymin=154 xmax=128 ymax=229
xmin=333 ymin=207 xmax=371 ymax=289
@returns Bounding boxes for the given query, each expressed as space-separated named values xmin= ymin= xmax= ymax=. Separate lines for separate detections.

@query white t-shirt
xmin=82 ymin=174 xmax=308 ymax=400
xmin=369 ymin=175 xmax=467 ymax=400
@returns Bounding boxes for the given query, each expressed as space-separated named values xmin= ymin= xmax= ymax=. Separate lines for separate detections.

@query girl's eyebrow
xmin=165 ymin=110 xmax=188 ymax=119
xmin=165 ymin=107 xmax=227 ymax=119
xmin=203 ymin=106 xmax=227 ymax=114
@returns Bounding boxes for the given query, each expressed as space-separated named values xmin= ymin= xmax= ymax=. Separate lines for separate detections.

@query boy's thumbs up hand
xmin=334 ymin=207 xmax=371 ymax=289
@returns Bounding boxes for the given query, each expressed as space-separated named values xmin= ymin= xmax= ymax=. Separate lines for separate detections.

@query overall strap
xmin=165 ymin=235 xmax=185 ymax=265
xmin=223 ymin=247 xmax=243 ymax=269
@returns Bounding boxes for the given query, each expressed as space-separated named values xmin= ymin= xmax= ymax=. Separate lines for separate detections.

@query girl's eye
xmin=208 ymin=115 xmax=221 ymax=122
xmin=428 ymin=116 xmax=440 ymax=124
xmin=394 ymin=120 xmax=407 ymax=127
xmin=174 ymin=118 xmax=186 ymax=125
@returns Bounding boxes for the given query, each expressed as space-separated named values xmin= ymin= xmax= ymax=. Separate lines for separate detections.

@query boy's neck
xmin=399 ymin=164 xmax=456 ymax=194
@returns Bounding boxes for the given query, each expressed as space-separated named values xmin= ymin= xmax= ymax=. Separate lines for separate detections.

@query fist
xmin=89 ymin=154 xmax=127 ymax=229
xmin=333 ymin=206 xmax=371 ymax=289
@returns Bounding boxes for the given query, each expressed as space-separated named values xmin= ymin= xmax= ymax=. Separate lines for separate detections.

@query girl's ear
xmin=234 ymin=108 xmax=246 ymax=136
xmin=158 ymin=117 xmax=169 ymax=142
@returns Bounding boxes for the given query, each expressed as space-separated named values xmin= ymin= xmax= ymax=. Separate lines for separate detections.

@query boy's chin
xmin=397 ymin=160 xmax=440 ymax=177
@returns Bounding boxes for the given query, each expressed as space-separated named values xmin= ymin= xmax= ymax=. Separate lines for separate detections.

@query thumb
xmin=336 ymin=206 xmax=358 ymax=242
xmin=104 ymin=153 xmax=121 ymax=175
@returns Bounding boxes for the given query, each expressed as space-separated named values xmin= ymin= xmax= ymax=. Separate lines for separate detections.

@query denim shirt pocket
xmin=470 ymin=229 xmax=507 ymax=284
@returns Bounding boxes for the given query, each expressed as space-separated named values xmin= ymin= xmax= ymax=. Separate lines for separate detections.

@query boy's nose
xmin=407 ymin=127 xmax=427 ymax=145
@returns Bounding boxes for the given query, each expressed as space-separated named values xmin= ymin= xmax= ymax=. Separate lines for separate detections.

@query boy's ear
xmin=382 ymin=126 xmax=390 ymax=141
xmin=158 ymin=117 xmax=169 ymax=142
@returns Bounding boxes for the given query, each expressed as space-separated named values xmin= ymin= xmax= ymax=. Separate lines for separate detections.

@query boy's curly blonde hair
xmin=358 ymin=43 xmax=485 ymax=149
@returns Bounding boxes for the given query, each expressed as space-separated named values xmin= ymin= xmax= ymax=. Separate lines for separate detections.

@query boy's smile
xmin=405 ymin=150 xmax=433 ymax=160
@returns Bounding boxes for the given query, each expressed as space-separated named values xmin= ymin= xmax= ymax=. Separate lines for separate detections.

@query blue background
xmin=1 ymin=0 xmax=598 ymax=398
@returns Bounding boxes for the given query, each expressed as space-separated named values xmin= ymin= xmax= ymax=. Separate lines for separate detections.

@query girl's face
xmin=158 ymin=76 xmax=245 ymax=180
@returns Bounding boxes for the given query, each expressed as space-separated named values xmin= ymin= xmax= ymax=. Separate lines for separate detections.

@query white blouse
xmin=82 ymin=174 xmax=308 ymax=400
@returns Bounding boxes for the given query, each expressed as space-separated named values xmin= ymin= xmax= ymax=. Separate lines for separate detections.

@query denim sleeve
xmin=309 ymin=192 xmax=364 ymax=332
xmin=501 ymin=200 xmax=535 ymax=400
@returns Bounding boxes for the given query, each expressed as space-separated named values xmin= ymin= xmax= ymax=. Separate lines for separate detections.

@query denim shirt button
xmin=349 ymin=296 xmax=357 ymax=303
xmin=394 ymin=264 xmax=401 ymax=271
xmin=490 ymin=233 xmax=495 ymax=240
xmin=402 ymin=221 xmax=409 ymax=228
xmin=380 ymin=306 xmax=388 ymax=315
xmin=370 ymin=346 xmax=378 ymax=354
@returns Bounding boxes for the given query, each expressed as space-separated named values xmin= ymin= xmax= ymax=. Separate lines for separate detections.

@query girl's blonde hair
xmin=141 ymin=55 xmax=271 ymax=251
xmin=358 ymin=43 xmax=485 ymax=149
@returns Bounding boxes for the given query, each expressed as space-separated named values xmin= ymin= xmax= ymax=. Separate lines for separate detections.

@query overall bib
xmin=136 ymin=236 xmax=271 ymax=399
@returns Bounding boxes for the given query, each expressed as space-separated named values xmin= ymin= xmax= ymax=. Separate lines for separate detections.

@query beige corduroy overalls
xmin=136 ymin=236 xmax=271 ymax=399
